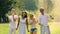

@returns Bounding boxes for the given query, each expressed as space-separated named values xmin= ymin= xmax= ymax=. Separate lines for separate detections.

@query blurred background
xmin=0 ymin=0 xmax=60 ymax=34
xmin=0 ymin=0 xmax=60 ymax=23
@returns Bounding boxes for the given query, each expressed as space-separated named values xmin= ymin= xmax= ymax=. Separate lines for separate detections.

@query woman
xmin=17 ymin=12 xmax=29 ymax=34
xmin=8 ymin=8 xmax=18 ymax=34
xmin=29 ymin=14 xmax=37 ymax=34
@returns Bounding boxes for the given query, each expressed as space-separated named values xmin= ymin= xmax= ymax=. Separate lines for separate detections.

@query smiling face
xmin=22 ymin=12 xmax=27 ymax=18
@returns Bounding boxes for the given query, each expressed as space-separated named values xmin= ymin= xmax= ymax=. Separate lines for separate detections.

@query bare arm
xmin=26 ymin=18 xmax=29 ymax=32
xmin=38 ymin=16 xmax=41 ymax=25
xmin=16 ymin=17 xmax=20 ymax=30
xmin=8 ymin=16 xmax=11 ymax=22
xmin=33 ymin=18 xmax=37 ymax=24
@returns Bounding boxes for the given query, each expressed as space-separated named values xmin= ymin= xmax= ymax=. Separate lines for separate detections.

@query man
xmin=38 ymin=8 xmax=54 ymax=34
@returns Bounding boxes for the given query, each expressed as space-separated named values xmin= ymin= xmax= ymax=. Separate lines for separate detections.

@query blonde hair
xmin=30 ymin=14 xmax=36 ymax=18
xmin=11 ymin=8 xmax=16 ymax=15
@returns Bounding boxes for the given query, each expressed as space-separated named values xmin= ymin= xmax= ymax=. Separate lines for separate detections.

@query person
xmin=29 ymin=14 xmax=37 ymax=34
xmin=8 ymin=8 xmax=18 ymax=34
xmin=17 ymin=12 xmax=29 ymax=34
xmin=38 ymin=8 xmax=54 ymax=34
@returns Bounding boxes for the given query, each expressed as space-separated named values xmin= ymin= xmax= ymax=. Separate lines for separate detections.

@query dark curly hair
xmin=22 ymin=12 xmax=27 ymax=18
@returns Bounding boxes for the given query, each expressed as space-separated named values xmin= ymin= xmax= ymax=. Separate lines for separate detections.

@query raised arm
xmin=33 ymin=18 xmax=37 ymax=24
xmin=8 ymin=16 xmax=11 ymax=22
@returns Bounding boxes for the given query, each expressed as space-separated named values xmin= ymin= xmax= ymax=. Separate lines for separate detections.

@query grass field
xmin=0 ymin=22 xmax=60 ymax=34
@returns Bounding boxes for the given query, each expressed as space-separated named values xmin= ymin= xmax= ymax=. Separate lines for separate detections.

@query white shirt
xmin=9 ymin=15 xmax=18 ymax=28
xmin=38 ymin=13 xmax=50 ymax=26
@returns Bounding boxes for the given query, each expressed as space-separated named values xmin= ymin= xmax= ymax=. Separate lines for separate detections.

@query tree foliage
xmin=0 ymin=0 xmax=12 ymax=16
xmin=0 ymin=0 xmax=38 ymax=23
xmin=46 ymin=0 xmax=54 ymax=13
xmin=0 ymin=0 xmax=13 ymax=23
xmin=16 ymin=0 xmax=38 ymax=11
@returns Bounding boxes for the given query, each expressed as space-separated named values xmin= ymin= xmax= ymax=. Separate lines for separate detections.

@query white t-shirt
xmin=38 ymin=13 xmax=50 ymax=26
xmin=9 ymin=15 xmax=18 ymax=28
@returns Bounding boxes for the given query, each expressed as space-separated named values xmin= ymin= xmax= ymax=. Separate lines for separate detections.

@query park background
xmin=0 ymin=0 xmax=60 ymax=34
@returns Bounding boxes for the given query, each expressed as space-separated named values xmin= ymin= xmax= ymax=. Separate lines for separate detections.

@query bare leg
xmin=30 ymin=31 xmax=33 ymax=34
xmin=33 ymin=30 xmax=37 ymax=34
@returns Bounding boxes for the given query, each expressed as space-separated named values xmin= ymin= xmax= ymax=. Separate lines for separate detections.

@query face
xmin=40 ymin=8 xmax=44 ymax=15
xmin=30 ymin=14 xmax=33 ymax=19
xmin=22 ymin=12 xmax=26 ymax=17
xmin=22 ymin=12 xmax=27 ymax=18
xmin=11 ymin=9 xmax=16 ymax=15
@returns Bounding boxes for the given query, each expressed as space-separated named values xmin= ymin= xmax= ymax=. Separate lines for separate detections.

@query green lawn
xmin=0 ymin=22 xmax=60 ymax=34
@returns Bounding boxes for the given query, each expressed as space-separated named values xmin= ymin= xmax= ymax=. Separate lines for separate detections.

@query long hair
xmin=22 ymin=12 xmax=27 ymax=18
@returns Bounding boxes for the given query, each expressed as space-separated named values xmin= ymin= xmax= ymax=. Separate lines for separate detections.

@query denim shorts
xmin=31 ymin=28 xmax=37 ymax=32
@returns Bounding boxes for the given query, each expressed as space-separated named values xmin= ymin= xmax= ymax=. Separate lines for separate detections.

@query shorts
xmin=31 ymin=28 xmax=37 ymax=32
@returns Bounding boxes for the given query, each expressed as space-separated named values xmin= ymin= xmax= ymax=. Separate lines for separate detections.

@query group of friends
xmin=8 ymin=8 xmax=54 ymax=34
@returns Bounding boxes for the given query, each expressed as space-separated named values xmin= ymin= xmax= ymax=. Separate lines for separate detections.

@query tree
xmin=45 ymin=0 xmax=54 ymax=13
xmin=0 ymin=0 xmax=38 ymax=23
xmin=0 ymin=0 xmax=13 ymax=23
xmin=17 ymin=0 xmax=38 ymax=11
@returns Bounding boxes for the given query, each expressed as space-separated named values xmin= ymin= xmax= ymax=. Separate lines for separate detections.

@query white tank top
xmin=29 ymin=19 xmax=36 ymax=28
xmin=20 ymin=17 xmax=27 ymax=25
